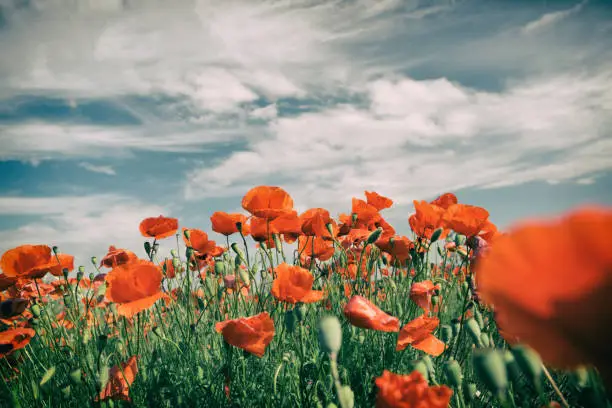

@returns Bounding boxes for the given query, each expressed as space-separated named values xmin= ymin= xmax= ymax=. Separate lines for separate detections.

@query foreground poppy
xmin=241 ymin=186 xmax=294 ymax=220
xmin=475 ymin=206 xmax=612 ymax=386
xmin=98 ymin=356 xmax=139 ymax=402
xmin=139 ymin=215 xmax=179 ymax=239
xmin=396 ymin=315 xmax=445 ymax=356
xmin=0 ymin=328 xmax=36 ymax=358
xmin=271 ymin=263 xmax=324 ymax=304
xmin=344 ymin=296 xmax=400 ymax=332
xmin=105 ymin=259 xmax=164 ymax=317
xmin=215 ymin=312 xmax=275 ymax=357
xmin=0 ymin=245 xmax=52 ymax=279
xmin=375 ymin=370 xmax=452 ymax=408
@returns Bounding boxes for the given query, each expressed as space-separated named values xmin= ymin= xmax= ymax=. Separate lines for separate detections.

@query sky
xmin=0 ymin=0 xmax=611 ymax=268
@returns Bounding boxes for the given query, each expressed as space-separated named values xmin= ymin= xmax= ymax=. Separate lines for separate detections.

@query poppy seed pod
xmin=466 ymin=318 xmax=483 ymax=347
xmin=472 ymin=348 xmax=508 ymax=396
xmin=443 ymin=359 xmax=463 ymax=388
xmin=511 ymin=345 xmax=543 ymax=392
xmin=318 ymin=316 xmax=342 ymax=354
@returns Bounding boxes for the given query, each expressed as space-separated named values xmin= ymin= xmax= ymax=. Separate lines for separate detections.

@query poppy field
xmin=0 ymin=185 xmax=610 ymax=407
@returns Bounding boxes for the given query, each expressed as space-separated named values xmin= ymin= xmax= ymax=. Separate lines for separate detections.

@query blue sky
xmin=0 ymin=0 xmax=611 ymax=266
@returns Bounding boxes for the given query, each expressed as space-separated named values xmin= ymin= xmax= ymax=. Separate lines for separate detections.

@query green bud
xmin=295 ymin=304 xmax=307 ymax=321
xmin=409 ymin=360 xmax=430 ymax=383
xmin=480 ymin=333 xmax=490 ymax=348
xmin=89 ymin=273 xmax=95 ymax=281
xmin=503 ymin=350 xmax=522 ymax=386
xmin=61 ymin=385 xmax=71 ymax=398
xmin=238 ymin=267 xmax=250 ymax=287
xmin=473 ymin=308 xmax=484 ymax=329
xmin=431 ymin=295 xmax=439 ymax=305
xmin=70 ymin=369 xmax=82 ymax=385
xmin=366 ymin=227 xmax=383 ymax=244
xmin=98 ymin=364 xmax=110 ymax=393
xmin=443 ymin=359 xmax=463 ymax=388
xmin=183 ymin=229 xmax=191 ymax=241
xmin=451 ymin=319 xmax=461 ymax=338
xmin=231 ymin=243 xmax=247 ymax=264
xmin=172 ymin=257 xmax=180 ymax=270
xmin=337 ymin=385 xmax=354 ymax=408
xmin=430 ymin=228 xmax=443 ymax=243
xmin=39 ymin=366 xmax=56 ymax=387
xmin=144 ymin=241 xmax=151 ymax=256
xmin=572 ymin=366 xmax=590 ymax=389
xmin=31 ymin=380 xmax=40 ymax=401
xmin=63 ymin=268 xmax=70 ymax=279
xmin=465 ymin=318 xmax=482 ymax=347
xmin=422 ymin=355 xmax=436 ymax=379
xmin=214 ymin=261 xmax=225 ymax=276
xmin=318 ymin=316 xmax=342 ymax=354
xmin=31 ymin=304 xmax=42 ymax=318
xmin=472 ymin=348 xmax=508 ymax=395
xmin=454 ymin=234 xmax=465 ymax=247
xmin=52 ymin=246 xmax=59 ymax=255
xmin=91 ymin=256 xmax=98 ymax=265
xmin=440 ymin=324 xmax=453 ymax=344
xmin=463 ymin=383 xmax=477 ymax=403
xmin=170 ymin=249 xmax=178 ymax=258
xmin=511 ymin=345 xmax=543 ymax=392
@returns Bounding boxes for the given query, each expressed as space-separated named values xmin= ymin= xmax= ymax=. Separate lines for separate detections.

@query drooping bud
xmin=318 ymin=316 xmax=342 ymax=354
xmin=465 ymin=318 xmax=482 ymax=347
xmin=511 ymin=345 xmax=543 ymax=392
xmin=183 ymin=229 xmax=191 ymax=241
xmin=144 ymin=242 xmax=152 ymax=256
xmin=366 ymin=227 xmax=383 ymax=245
xmin=463 ymin=383 xmax=477 ymax=403
xmin=430 ymin=228 xmax=443 ymax=243
xmin=472 ymin=348 xmax=508 ymax=397
xmin=231 ymin=243 xmax=247 ymax=265
xmin=91 ymin=256 xmax=97 ymax=266
xmin=238 ymin=267 xmax=250 ymax=287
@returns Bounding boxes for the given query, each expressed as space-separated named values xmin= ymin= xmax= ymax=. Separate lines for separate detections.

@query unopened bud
xmin=463 ymin=383 xmax=477 ymax=403
xmin=238 ymin=267 xmax=250 ymax=287
xmin=443 ymin=359 xmax=463 ymax=388
xmin=144 ymin=242 xmax=152 ymax=256
xmin=440 ymin=324 xmax=453 ymax=344
xmin=472 ymin=348 xmax=508 ymax=395
xmin=511 ymin=345 xmax=543 ymax=392
xmin=466 ymin=318 xmax=482 ymax=347
xmin=318 ymin=316 xmax=342 ymax=354
xmin=430 ymin=228 xmax=443 ymax=243
xmin=366 ymin=227 xmax=383 ymax=244
xmin=91 ymin=256 xmax=97 ymax=265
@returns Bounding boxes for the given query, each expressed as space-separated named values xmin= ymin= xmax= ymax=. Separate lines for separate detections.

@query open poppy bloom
xmin=375 ymin=370 xmax=452 ymax=408
xmin=215 ymin=312 xmax=275 ymax=357
xmin=98 ymin=356 xmax=139 ymax=402
xmin=210 ymin=212 xmax=250 ymax=236
xmin=297 ymin=236 xmax=335 ymax=262
xmin=376 ymin=236 xmax=414 ymax=263
xmin=475 ymin=206 xmax=612 ymax=387
xmin=0 ymin=274 xmax=17 ymax=291
xmin=183 ymin=228 xmax=218 ymax=256
xmin=365 ymin=191 xmax=393 ymax=211
xmin=430 ymin=193 xmax=458 ymax=210
xmin=105 ymin=259 xmax=164 ymax=318
xmin=271 ymin=263 xmax=324 ymax=304
xmin=0 ymin=245 xmax=54 ymax=279
xmin=410 ymin=281 xmax=440 ymax=315
xmin=352 ymin=198 xmax=382 ymax=227
xmin=241 ymin=186 xmax=294 ymax=220
xmin=0 ymin=298 xmax=29 ymax=319
xmin=396 ymin=315 xmax=445 ymax=356
xmin=139 ymin=215 xmax=179 ymax=239
xmin=344 ymin=296 xmax=400 ymax=332
xmin=409 ymin=201 xmax=446 ymax=240
xmin=44 ymin=254 xmax=75 ymax=277
xmin=100 ymin=246 xmax=138 ymax=269
xmin=300 ymin=208 xmax=336 ymax=239
xmin=442 ymin=204 xmax=489 ymax=238
xmin=0 ymin=328 xmax=36 ymax=358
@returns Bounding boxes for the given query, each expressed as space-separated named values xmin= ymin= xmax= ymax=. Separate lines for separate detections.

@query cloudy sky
xmin=0 ymin=0 xmax=611 ymax=266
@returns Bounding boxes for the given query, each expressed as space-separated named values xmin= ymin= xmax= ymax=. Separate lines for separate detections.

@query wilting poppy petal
xmin=139 ymin=216 xmax=179 ymax=239
xmin=344 ymin=296 xmax=400 ymax=332
xmin=396 ymin=315 xmax=445 ymax=356
xmin=215 ymin=312 xmax=275 ymax=357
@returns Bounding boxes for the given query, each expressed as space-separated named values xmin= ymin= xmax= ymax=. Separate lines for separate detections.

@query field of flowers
xmin=0 ymin=185 xmax=610 ymax=407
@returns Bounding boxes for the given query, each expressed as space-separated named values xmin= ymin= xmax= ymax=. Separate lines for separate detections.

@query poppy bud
xmin=89 ymin=273 xmax=95 ymax=281
xmin=572 ymin=366 xmax=590 ymax=389
xmin=440 ymin=324 xmax=453 ymax=344
xmin=214 ymin=262 xmax=226 ymax=276
xmin=238 ymin=267 xmax=250 ymax=287
xmin=91 ymin=256 xmax=97 ymax=265
xmin=63 ymin=268 xmax=70 ymax=279
xmin=185 ymin=247 xmax=194 ymax=261
xmin=472 ymin=348 xmax=508 ymax=396
xmin=473 ymin=308 xmax=484 ymax=329
xmin=454 ymin=234 xmax=465 ymax=247
xmin=205 ymin=276 xmax=217 ymax=297
xmin=98 ymin=363 xmax=110 ymax=392
xmin=52 ymin=246 xmax=59 ymax=255
xmin=63 ymin=294 xmax=73 ymax=307
xmin=31 ymin=380 xmax=40 ymax=401
xmin=282 ymin=352 xmax=292 ymax=363
xmin=285 ymin=309 xmax=296 ymax=332
xmin=430 ymin=228 xmax=443 ymax=243
xmin=172 ymin=257 xmax=180 ymax=270
xmin=338 ymin=385 xmax=355 ymax=408
xmin=503 ymin=350 xmax=522 ymax=387
xmin=40 ymin=366 xmax=56 ymax=387
xmin=30 ymin=303 xmax=42 ymax=318
xmin=443 ymin=359 xmax=463 ymax=388
xmin=431 ymin=295 xmax=439 ymax=305
xmin=295 ymin=304 xmax=307 ymax=321
xmin=318 ymin=316 xmax=342 ymax=354
xmin=463 ymin=383 xmax=477 ymax=403
xmin=70 ymin=369 xmax=82 ymax=385
xmin=511 ymin=345 xmax=543 ymax=392
xmin=183 ymin=229 xmax=191 ymax=240
xmin=351 ymin=213 xmax=358 ymax=225
xmin=466 ymin=318 xmax=482 ymax=347
xmin=366 ymin=227 xmax=383 ymax=245
xmin=422 ymin=355 xmax=436 ymax=379
xmin=223 ymin=275 xmax=236 ymax=290
xmin=76 ymin=271 xmax=84 ymax=281
xmin=480 ymin=333 xmax=490 ymax=348
xmin=408 ymin=360 xmax=430 ymax=383
xmin=451 ymin=319 xmax=461 ymax=337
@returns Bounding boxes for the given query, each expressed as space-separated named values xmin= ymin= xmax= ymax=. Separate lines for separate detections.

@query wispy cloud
xmin=78 ymin=162 xmax=116 ymax=176
xmin=521 ymin=0 xmax=588 ymax=34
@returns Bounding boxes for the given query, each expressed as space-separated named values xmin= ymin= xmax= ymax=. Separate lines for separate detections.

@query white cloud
xmin=0 ymin=195 xmax=181 ymax=269
xmin=249 ymin=104 xmax=278 ymax=120
xmin=521 ymin=0 xmax=588 ymax=35
xmin=184 ymin=71 xmax=612 ymax=214
xmin=78 ymin=162 xmax=116 ymax=176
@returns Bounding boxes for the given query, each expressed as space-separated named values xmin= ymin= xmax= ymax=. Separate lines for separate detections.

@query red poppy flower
xmin=0 ymin=328 xmax=36 ymax=358
xmin=300 ymin=208 xmax=336 ymax=239
xmin=430 ymin=193 xmax=458 ymax=210
xmin=376 ymin=236 xmax=414 ymax=263
xmin=139 ymin=215 xmax=179 ymax=239
xmin=365 ymin=191 xmax=393 ymax=211
xmin=211 ymin=212 xmax=250 ymax=236
xmin=105 ymin=259 xmax=164 ymax=317
xmin=242 ymin=186 xmax=294 ymax=220
xmin=352 ymin=198 xmax=381 ymax=226
xmin=0 ymin=298 xmax=29 ymax=319
xmin=396 ymin=315 xmax=445 ymax=356
xmin=271 ymin=263 xmax=324 ymax=304
xmin=375 ymin=370 xmax=452 ymax=408
xmin=98 ymin=356 xmax=139 ymax=402
xmin=100 ymin=246 xmax=138 ymax=268
xmin=410 ymin=281 xmax=440 ymax=314
xmin=183 ymin=228 xmax=218 ymax=256
xmin=344 ymin=296 xmax=400 ymax=332
xmin=0 ymin=274 xmax=18 ymax=291
xmin=442 ymin=204 xmax=489 ymax=238
xmin=409 ymin=201 xmax=445 ymax=240
xmin=475 ymin=206 xmax=612 ymax=386
xmin=0 ymin=245 xmax=53 ymax=279
xmin=297 ymin=236 xmax=335 ymax=262
xmin=215 ymin=312 xmax=275 ymax=357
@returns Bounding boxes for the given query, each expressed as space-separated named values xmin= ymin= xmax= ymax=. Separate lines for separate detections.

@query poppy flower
xmin=430 ymin=193 xmax=458 ymax=210
xmin=410 ymin=281 xmax=440 ymax=314
xmin=215 ymin=312 xmax=275 ymax=357
xmin=105 ymin=259 xmax=164 ymax=318
xmin=139 ymin=215 xmax=179 ymax=239
xmin=0 ymin=245 xmax=53 ymax=279
xmin=478 ymin=220 xmax=501 ymax=244
xmin=0 ymin=274 xmax=17 ymax=291
xmin=211 ymin=212 xmax=250 ymax=236
xmin=443 ymin=204 xmax=489 ymax=238
xmin=271 ymin=263 xmax=324 ymax=304
xmin=365 ymin=191 xmax=393 ymax=211
xmin=183 ymin=228 xmax=218 ymax=256
xmin=475 ymin=206 xmax=612 ymax=386
xmin=352 ymin=198 xmax=381 ymax=227
xmin=409 ymin=201 xmax=446 ymax=240
xmin=241 ymin=186 xmax=294 ymax=220
xmin=396 ymin=315 xmax=445 ymax=356
xmin=298 ymin=236 xmax=335 ymax=262
xmin=375 ymin=370 xmax=452 ymax=408
xmin=376 ymin=236 xmax=414 ymax=263
xmin=374 ymin=216 xmax=396 ymax=241
xmin=44 ymin=254 xmax=75 ymax=277
xmin=0 ymin=298 xmax=29 ymax=319
xmin=300 ymin=208 xmax=336 ymax=239
xmin=0 ymin=328 xmax=36 ymax=358
xmin=160 ymin=259 xmax=181 ymax=279
xmin=98 ymin=356 xmax=139 ymax=402
xmin=100 ymin=246 xmax=138 ymax=269
xmin=344 ymin=296 xmax=400 ymax=332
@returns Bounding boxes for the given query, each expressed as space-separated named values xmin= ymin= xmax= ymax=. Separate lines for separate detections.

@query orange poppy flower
xmin=475 ymin=206 xmax=612 ymax=385
xmin=210 ymin=212 xmax=250 ymax=236
xmin=365 ymin=191 xmax=393 ymax=211
xmin=430 ymin=193 xmax=458 ymax=210
xmin=443 ymin=204 xmax=489 ymax=237
xmin=297 ymin=236 xmax=335 ymax=262
xmin=139 ymin=215 xmax=179 ymax=239
xmin=0 ymin=328 xmax=36 ymax=358
xmin=373 ymin=216 xmax=396 ymax=241
xmin=105 ymin=259 xmax=164 ymax=318
xmin=352 ymin=198 xmax=381 ymax=226
xmin=159 ymin=259 xmax=180 ymax=279
xmin=300 ymin=208 xmax=336 ymax=239
xmin=0 ymin=274 xmax=17 ymax=291
xmin=376 ymin=236 xmax=414 ymax=263
xmin=409 ymin=201 xmax=445 ymax=240
xmin=375 ymin=370 xmax=452 ymax=408
xmin=241 ymin=186 xmax=294 ymax=220
xmin=271 ymin=263 xmax=324 ymax=304
xmin=410 ymin=281 xmax=440 ymax=314
xmin=215 ymin=312 xmax=275 ymax=357
xmin=396 ymin=315 xmax=445 ymax=356
xmin=478 ymin=220 xmax=501 ymax=244
xmin=100 ymin=246 xmax=138 ymax=268
xmin=0 ymin=245 xmax=53 ymax=279
xmin=98 ymin=356 xmax=139 ymax=402
xmin=44 ymin=254 xmax=75 ymax=277
xmin=183 ymin=228 xmax=218 ymax=255
xmin=344 ymin=296 xmax=400 ymax=332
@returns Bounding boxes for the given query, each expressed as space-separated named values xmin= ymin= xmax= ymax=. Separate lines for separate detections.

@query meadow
xmin=0 ymin=185 xmax=610 ymax=407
